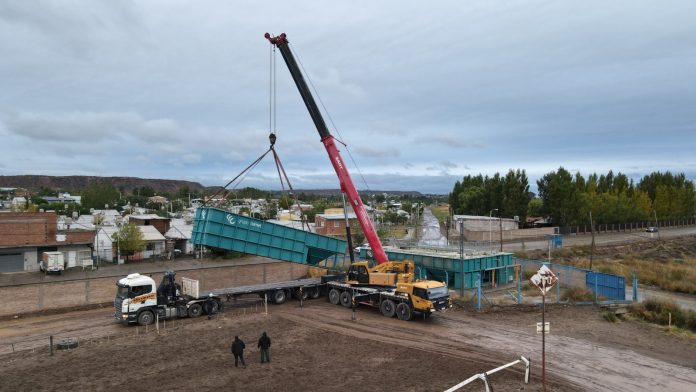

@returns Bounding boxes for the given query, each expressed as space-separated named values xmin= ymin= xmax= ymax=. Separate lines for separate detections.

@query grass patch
xmin=629 ymin=298 xmax=696 ymax=333
xmin=601 ymin=310 xmax=619 ymax=323
xmin=430 ymin=204 xmax=450 ymax=225
xmin=561 ymin=287 xmax=595 ymax=303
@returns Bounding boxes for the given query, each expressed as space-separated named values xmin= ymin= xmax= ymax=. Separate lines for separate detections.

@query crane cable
xmin=289 ymin=42 xmax=372 ymax=193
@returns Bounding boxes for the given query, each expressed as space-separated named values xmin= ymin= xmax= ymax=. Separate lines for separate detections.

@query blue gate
xmin=586 ymin=272 xmax=625 ymax=301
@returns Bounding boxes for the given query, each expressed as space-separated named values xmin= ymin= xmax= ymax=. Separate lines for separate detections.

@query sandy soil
xmin=2 ymin=298 xmax=696 ymax=392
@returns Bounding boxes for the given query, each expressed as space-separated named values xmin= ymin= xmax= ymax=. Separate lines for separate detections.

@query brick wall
xmin=0 ymin=212 xmax=57 ymax=247
xmin=130 ymin=217 xmax=170 ymax=235
xmin=0 ymin=261 xmax=309 ymax=317
xmin=65 ymin=230 xmax=95 ymax=244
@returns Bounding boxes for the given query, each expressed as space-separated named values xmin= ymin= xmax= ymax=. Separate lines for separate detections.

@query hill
xmin=0 ymin=175 xmax=205 ymax=195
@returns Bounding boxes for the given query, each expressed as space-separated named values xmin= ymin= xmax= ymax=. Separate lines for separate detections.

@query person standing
xmin=231 ymin=336 xmax=246 ymax=368
xmin=258 ymin=332 xmax=271 ymax=363
xmin=206 ymin=293 xmax=215 ymax=320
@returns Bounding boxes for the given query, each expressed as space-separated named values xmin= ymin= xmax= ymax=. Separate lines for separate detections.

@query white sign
xmin=530 ymin=265 xmax=558 ymax=295
xmin=536 ymin=322 xmax=550 ymax=334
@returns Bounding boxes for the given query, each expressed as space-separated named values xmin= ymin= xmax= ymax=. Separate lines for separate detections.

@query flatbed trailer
xmin=210 ymin=275 xmax=343 ymax=305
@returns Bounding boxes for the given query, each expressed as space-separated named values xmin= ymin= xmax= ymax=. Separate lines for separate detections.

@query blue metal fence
xmin=586 ymin=271 xmax=626 ymax=301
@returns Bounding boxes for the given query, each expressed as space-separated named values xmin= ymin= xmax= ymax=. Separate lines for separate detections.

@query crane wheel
xmin=380 ymin=299 xmax=396 ymax=317
xmin=309 ymin=287 xmax=321 ymax=299
xmin=273 ymin=290 xmax=287 ymax=304
xmin=188 ymin=303 xmax=203 ymax=318
xmin=339 ymin=291 xmax=352 ymax=308
xmin=137 ymin=310 xmax=155 ymax=325
xmin=396 ymin=303 xmax=412 ymax=321
xmin=328 ymin=289 xmax=341 ymax=305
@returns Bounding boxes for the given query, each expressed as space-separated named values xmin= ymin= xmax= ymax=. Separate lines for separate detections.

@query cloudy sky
xmin=1 ymin=1 xmax=695 ymax=194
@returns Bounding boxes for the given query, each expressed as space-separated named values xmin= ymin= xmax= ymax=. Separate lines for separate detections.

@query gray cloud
xmin=0 ymin=1 xmax=694 ymax=193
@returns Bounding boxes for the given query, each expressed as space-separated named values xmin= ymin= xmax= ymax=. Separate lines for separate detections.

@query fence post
xmin=594 ymin=273 xmax=598 ymax=303
xmin=476 ymin=272 xmax=481 ymax=311
xmin=632 ymin=272 xmax=638 ymax=302
xmin=517 ymin=266 xmax=521 ymax=304
xmin=556 ymin=272 xmax=561 ymax=303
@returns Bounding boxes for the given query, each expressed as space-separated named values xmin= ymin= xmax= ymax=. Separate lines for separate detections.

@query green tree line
xmin=450 ymin=168 xmax=695 ymax=227
xmin=448 ymin=169 xmax=532 ymax=223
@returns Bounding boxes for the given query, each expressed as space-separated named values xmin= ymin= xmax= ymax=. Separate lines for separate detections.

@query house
xmin=128 ymin=214 xmax=171 ymax=235
xmin=11 ymin=197 xmax=26 ymax=209
xmin=148 ymin=195 xmax=168 ymax=205
xmin=164 ymin=219 xmax=194 ymax=256
xmin=315 ymin=211 xmax=357 ymax=236
xmin=0 ymin=211 xmax=94 ymax=272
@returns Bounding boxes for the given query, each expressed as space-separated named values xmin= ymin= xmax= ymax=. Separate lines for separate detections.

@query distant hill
xmin=0 ymin=175 xmax=427 ymax=197
xmin=0 ymin=175 xmax=206 ymax=195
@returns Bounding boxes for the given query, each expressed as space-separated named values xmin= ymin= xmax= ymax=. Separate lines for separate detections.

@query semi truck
xmin=115 ymin=264 xmax=449 ymax=326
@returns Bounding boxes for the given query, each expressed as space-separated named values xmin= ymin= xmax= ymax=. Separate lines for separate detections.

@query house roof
xmin=165 ymin=225 xmax=192 ymax=240
xmin=139 ymin=225 xmax=166 ymax=241
xmin=317 ymin=213 xmax=357 ymax=220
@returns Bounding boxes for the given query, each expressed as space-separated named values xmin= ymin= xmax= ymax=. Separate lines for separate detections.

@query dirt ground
xmin=1 ymin=299 xmax=695 ymax=391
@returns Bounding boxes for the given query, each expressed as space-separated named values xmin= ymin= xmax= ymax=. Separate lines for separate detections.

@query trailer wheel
xmin=380 ymin=299 xmax=396 ymax=318
xmin=309 ymin=287 xmax=321 ymax=299
xmin=396 ymin=303 xmax=412 ymax=321
xmin=188 ymin=303 xmax=203 ymax=318
xmin=293 ymin=288 xmax=308 ymax=301
xmin=137 ymin=310 xmax=155 ymax=326
xmin=273 ymin=290 xmax=287 ymax=304
xmin=206 ymin=300 xmax=220 ymax=315
xmin=328 ymin=289 xmax=340 ymax=305
xmin=339 ymin=291 xmax=353 ymax=308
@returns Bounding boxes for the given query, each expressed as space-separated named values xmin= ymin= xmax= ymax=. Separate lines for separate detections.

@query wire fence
xmin=0 ymin=298 xmax=268 ymax=356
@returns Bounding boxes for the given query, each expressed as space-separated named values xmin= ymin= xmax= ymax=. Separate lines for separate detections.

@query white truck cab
xmin=115 ymin=273 xmax=159 ymax=324
xmin=115 ymin=271 xmax=219 ymax=326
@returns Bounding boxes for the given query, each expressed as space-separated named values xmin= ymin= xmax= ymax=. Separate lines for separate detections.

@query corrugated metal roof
xmin=317 ymin=213 xmax=357 ymax=220
xmin=165 ymin=225 xmax=192 ymax=240
xmin=139 ymin=225 xmax=166 ymax=241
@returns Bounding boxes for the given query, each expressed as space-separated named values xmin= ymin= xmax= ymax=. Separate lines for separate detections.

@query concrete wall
xmin=0 ymin=262 xmax=309 ymax=318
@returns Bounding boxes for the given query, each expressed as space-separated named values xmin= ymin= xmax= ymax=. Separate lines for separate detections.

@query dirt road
xmin=2 ymin=299 xmax=695 ymax=391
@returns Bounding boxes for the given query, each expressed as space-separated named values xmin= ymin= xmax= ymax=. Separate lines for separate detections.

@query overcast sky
xmin=1 ymin=1 xmax=695 ymax=194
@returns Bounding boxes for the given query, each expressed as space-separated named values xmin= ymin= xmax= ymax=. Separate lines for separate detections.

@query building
xmin=128 ymin=214 xmax=171 ymax=235
xmin=315 ymin=211 xmax=357 ymax=236
xmin=164 ymin=219 xmax=194 ymax=256
xmin=0 ymin=211 xmax=94 ymax=273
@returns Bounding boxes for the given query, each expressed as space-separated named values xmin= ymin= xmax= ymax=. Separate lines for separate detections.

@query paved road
xmin=417 ymin=208 xmax=447 ymax=247
xmin=503 ymin=226 xmax=696 ymax=252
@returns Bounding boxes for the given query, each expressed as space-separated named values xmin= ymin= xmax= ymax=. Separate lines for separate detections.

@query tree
xmin=536 ymin=167 xmax=576 ymax=226
xmin=81 ymin=182 xmax=119 ymax=212
xmin=113 ymin=224 xmax=146 ymax=261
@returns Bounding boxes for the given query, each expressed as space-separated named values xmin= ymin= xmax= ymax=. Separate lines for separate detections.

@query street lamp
xmin=489 ymin=209 xmax=498 ymax=250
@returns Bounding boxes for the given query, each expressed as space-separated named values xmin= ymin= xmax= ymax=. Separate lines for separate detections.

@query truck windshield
xmin=427 ymin=286 xmax=449 ymax=299
xmin=116 ymin=285 xmax=129 ymax=299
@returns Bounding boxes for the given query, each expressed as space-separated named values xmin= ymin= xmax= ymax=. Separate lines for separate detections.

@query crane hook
xmin=269 ymin=132 xmax=277 ymax=147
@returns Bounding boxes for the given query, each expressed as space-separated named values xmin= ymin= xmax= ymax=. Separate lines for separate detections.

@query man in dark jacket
xmin=231 ymin=336 xmax=246 ymax=368
xmin=206 ymin=293 xmax=215 ymax=320
xmin=257 ymin=332 xmax=271 ymax=363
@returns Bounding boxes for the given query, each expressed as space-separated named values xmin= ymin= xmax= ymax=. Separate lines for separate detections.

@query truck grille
xmin=433 ymin=297 xmax=449 ymax=310
xmin=114 ymin=298 xmax=123 ymax=318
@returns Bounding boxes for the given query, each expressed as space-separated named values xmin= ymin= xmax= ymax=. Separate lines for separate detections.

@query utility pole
xmin=489 ymin=208 xmax=498 ymax=251
xmin=589 ymin=211 xmax=595 ymax=270
xmin=654 ymin=210 xmax=661 ymax=240
xmin=499 ymin=215 xmax=503 ymax=252
xmin=458 ymin=219 xmax=464 ymax=259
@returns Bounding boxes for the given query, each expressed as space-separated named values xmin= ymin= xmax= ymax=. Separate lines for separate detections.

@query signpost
xmin=530 ymin=265 xmax=558 ymax=392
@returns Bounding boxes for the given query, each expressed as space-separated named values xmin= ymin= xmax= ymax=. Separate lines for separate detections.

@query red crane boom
xmin=265 ymin=33 xmax=389 ymax=264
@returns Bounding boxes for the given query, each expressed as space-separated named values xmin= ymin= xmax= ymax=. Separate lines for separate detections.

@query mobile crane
xmin=266 ymin=33 xmax=451 ymax=320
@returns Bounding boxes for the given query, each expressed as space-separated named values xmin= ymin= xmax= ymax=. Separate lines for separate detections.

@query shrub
xmin=561 ymin=287 xmax=594 ymax=303
xmin=602 ymin=310 xmax=618 ymax=323
xmin=629 ymin=298 xmax=696 ymax=333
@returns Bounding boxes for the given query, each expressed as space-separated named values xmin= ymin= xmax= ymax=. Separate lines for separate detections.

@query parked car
xmin=646 ymin=227 xmax=658 ymax=233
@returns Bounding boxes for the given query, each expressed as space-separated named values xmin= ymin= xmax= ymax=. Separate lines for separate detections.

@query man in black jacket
xmin=205 ymin=293 xmax=215 ymax=320
xmin=231 ymin=336 xmax=246 ymax=368
xmin=258 ymin=332 xmax=271 ymax=363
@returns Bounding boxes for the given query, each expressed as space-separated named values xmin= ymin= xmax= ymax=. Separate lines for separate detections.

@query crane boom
xmin=265 ymin=32 xmax=389 ymax=264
